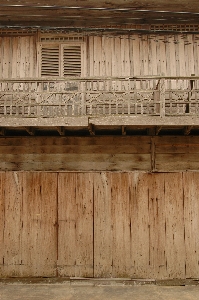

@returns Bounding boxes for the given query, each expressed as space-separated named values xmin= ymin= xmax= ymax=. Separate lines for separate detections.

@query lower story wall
xmin=0 ymin=171 xmax=199 ymax=279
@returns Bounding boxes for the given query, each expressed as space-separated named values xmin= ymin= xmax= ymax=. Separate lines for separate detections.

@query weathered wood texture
xmin=93 ymin=172 xmax=198 ymax=279
xmin=0 ymin=0 xmax=199 ymax=26
xmin=0 ymin=36 xmax=36 ymax=78
xmin=0 ymin=136 xmax=151 ymax=171
xmin=1 ymin=136 xmax=199 ymax=172
xmin=0 ymin=33 xmax=198 ymax=78
xmin=88 ymin=34 xmax=198 ymax=77
xmin=0 ymin=172 xmax=57 ymax=277
xmin=0 ymin=171 xmax=199 ymax=279
xmin=155 ymin=136 xmax=199 ymax=171
xmin=57 ymin=172 xmax=94 ymax=277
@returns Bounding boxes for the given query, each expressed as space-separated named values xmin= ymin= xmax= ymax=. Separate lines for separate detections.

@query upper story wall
xmin=0 ymin=35 xmax=37 ymax=78
xmin=0 ymin=32 xmax=198 ymax=78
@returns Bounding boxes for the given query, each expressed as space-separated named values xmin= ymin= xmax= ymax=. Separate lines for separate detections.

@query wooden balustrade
xmin=0 ymin=76 xmax=198 ymax=120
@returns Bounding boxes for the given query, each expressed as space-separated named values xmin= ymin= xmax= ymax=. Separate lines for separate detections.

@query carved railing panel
xmin=0 ymin=77 xmax=199 ymax=118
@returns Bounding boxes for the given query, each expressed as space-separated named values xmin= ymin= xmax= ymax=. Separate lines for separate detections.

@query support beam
xmin=122 ymin=125 xmax=126 ymax=135
xmin=88 ymin=123 xmax=95 ymax=135
xmin=57 ymin=126 xmax=65 ymax=136
xmin=156 ymin=126 xmax=162 ymax=135
xmin=184 ymin=126 xmax=193 ymax=135
xmin=25 ymin=127 xmax=35 ymax=136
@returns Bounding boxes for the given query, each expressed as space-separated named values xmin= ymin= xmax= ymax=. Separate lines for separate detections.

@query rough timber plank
xmin=0 ymin=153 xmax=151 ymax=172
xmin=147 ymin=173 xmax=168 ymax=279
xmin=57 ymin=173 xmax=93 ymax=277
xmin=0 ymin=117 xmax=88 ymax=127
xmin=89 ymin=116 xmax=199 ymax=126
xmin=130 ymin=173 xmax=151 ymax=278
xmin=164 ymin=173 xmax=186 ymax=279
xmin=21 ymin=172 xmax=57 ymax=276
xmin=0 ymin=136 xmax=151 ymax=171
xmin=94 ymin=173 xmax=131 ymax=277
xmin=1 ymin=172 xmax=23 ymax=277
xmin=183 ymin=172 xmax=199 ymax=278
xmin=0 ymin=172 xmax=5 ymax=275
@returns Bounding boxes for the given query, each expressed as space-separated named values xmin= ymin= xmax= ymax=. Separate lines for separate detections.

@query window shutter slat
xmin=41 ymin=46 xmax=59 ymax=76
xmin=63 ymin=46 xmax=81 ymax=77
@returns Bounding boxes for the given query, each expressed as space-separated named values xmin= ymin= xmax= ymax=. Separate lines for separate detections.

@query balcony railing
xmin=0 ymin=76 xmax=199 ymax=118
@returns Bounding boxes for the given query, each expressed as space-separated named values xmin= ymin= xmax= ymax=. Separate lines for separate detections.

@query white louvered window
xmin=39 ymin=43 xmax=82 ymax=77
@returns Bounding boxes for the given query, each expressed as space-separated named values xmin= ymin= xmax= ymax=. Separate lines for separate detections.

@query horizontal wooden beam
xmin=89 ymin=116 xmax=199 ymax=127
xmin=0 ymin=117 xmax=89 ymax=127
xmin=0 ymin=115 xmax=199 ymax=128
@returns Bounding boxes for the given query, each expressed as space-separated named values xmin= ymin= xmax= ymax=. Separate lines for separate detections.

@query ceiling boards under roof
xmin=0 ymin=0 xmax=199 ymax=28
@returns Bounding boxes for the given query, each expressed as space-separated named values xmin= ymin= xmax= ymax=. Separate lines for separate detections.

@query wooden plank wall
xmin=0 ymin=35 xmax=36 ymax=78
xmin=57 ymin=173 xmax=94 ymax=277
xmin=155 ymin=136 xmax=199 ymax=171
xmin=94 ymin=172 xmax=199 ymax=279
xmin=88 ymin=34 xmax=198 ymax=77
xmin=0 ymin=171 xmax=199 ymax=279
xmin=0 ymin=33 xmax=199 ymax=78
xmin=0 ymin=172 xmax=57 ymax=277
xmin=1 ymin=136 xmax=199 ymax=172
xmin=0 ymin=136 xmax=151 ymax=171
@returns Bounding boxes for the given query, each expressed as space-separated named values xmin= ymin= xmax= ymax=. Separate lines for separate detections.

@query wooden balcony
xmin=0 ymin=76 xmax=199 ymax=128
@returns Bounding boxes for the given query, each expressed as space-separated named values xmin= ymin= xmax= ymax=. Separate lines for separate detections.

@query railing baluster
xmin=160 ymin=78 xmax=166 ymax=117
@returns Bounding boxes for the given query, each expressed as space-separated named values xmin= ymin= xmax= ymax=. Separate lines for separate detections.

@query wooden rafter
xmin=25 ymin=127 xmax=35 ymax=135
xmin=184 ymin=126 xmax=193 ymax=135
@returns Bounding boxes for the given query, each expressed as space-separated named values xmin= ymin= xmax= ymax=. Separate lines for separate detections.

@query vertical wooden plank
xmin=11 ymin=37 xmax=18 ymax=78
xmin=0 ymin=172 xmax=5 ymax=276
xmin=184 ymin=34 xmax=195 ymax=76
xmin=93 ymin=36 xmax=101 ymax=76
xmin=129 ymin=35 xmax=134 ymax=76
xmin=19 ymin=37 xmax=26 ymax=78
xmin=130 ymin=172 xmax=150 ymax=278
xmin=94 ymin=172 xmax=112 ymax=277
xmin=2 ymin=37 xmax=10 ymax=78
xmin=148 ymin=173 xmax=167 ymax=279
xmin=178 ymin=35 xmax=186 ymax=76
xmin=159 ymin=36 xmax=167 ymax=75
xmin=111 ymin=173 xmax=131 ymax=277
xmin=104 ymin=36 xmax=112 ymax=76
xmin=58 ymin=172 xmax=93 ymax=277
xmin=29 ymin=36 xmax=35 ymax=77
xmin=88 ymin=36 xmax=94 ymax=76
xmin=2 ymin=172 xmax=23 ymax=276
xmin=193 ymin=34 xmax=199 ymax=76
xmin=149 ymin=35 xmax=156 ymax=76
xmin=164 ymin=173 xmax=186 ymax=278
xmin=21 ymin=172 xmax=57 ymax=276
xmin=94 ymin=172 xmax=131 ymax=278
xmin=134 ymin=35 xmax=141 ymax=76
xmin=183 ymin=172 xmax=199 ymax=278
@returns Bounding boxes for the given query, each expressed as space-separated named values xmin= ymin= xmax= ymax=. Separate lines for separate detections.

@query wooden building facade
xmin=1 ymin=1 xmax=199 ymax=280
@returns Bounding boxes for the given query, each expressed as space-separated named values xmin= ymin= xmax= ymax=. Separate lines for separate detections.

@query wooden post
xmin=160 ymin=78 xmax=165 ymax=118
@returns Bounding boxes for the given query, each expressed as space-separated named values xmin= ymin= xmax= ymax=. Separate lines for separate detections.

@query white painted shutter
xmin=41 ymin=46 xmax=60 ymax=76
xmin=63 ymin=45 xmax=81 ymax=76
